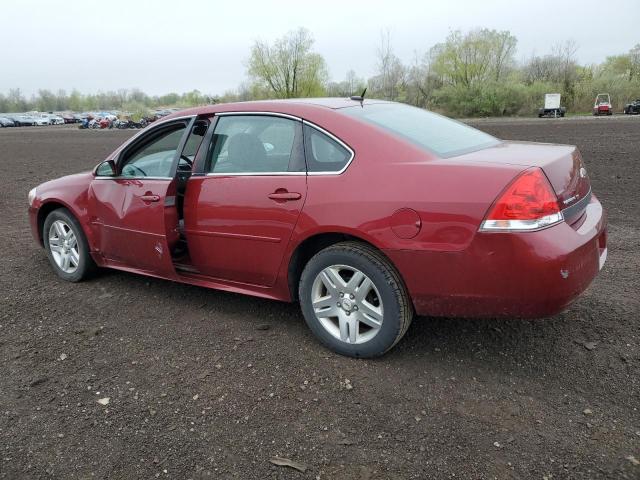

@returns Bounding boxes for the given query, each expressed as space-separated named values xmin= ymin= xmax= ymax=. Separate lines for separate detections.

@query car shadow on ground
xmin=85 ymin=266 xmax=590 ymax=369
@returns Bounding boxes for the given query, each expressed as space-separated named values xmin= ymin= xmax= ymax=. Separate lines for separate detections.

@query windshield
xmin=341 ymin=103 xmax=499 ymax=158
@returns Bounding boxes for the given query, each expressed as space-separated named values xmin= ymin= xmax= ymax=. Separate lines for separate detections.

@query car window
xmin=341 ymin=103 xmax=499 ymax=158
xmin=177 ymin=120 xmax=208 ymax=171
xmin=303 ymin=125 xmax=352 ymax=173
xmin=121 ymin=125 xmax=187 ymax=178
xmin=208 ymin=116 xmax=301 ymax=173
xmin=182 ymin=121 xmax=208 ymax=159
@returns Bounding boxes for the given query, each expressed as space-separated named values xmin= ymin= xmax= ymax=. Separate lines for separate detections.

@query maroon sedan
xmin=28 ymin=99 xmax=607 ymax=357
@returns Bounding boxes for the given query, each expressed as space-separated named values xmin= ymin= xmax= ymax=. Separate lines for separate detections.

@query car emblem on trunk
xmin=579 ymin=167 xmax=587 ymax=178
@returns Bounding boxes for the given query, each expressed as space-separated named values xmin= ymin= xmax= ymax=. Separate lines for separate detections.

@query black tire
xmin=43 ymin=208 xmax=97 ymax=282
xmin=298 ymin=241 xmax=413 ymax=358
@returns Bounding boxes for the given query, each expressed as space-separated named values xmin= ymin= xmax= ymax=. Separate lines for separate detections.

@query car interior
xmin=207 ymin=116 xmax=299 ymax=173
xmin=172 ymin=120 xmax=208 ymax=261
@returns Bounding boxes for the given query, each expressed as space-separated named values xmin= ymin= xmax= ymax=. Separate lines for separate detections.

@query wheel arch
xmin=286 ymin=231 xmax=401 ymax=302
xmin=37 ymin=200 xmax=88 ymax=247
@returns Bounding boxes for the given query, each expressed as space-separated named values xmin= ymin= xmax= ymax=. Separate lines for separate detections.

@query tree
xmin=602 ymin=44 xmax=640 ymax=81
xmin=345 ymin=70 xmax=365 ymax=96
xmin=248 ymin=28 xmax=328 ymax=98
xmin=182 ymin=89 xmax=207 ymax=106
xmin=6 ymin=88 xmax=28 ymax=112
xmin=371 ymin=30 xmax=406 ymax=100
xmin=68 ymin=89 xmax=84 ymax=112
xmin=403 ymin=49 xmax=444 ymax=108
xmin=492 ymin=31 xmax=517 ymax=81
xmin=631 ymin=44 xmax=640 ymax=80
xmin=327 ymin=70 xmax=366 ymax=97
xmin=158 ymin=92 xmax=180 ymax=106
xmin=603 ymin=54 xmax=634 ymax=80
xmin=36 ymin=89 xmax=57 ymax=112
xmin=430 ymin=29 xmax=517 ymax=87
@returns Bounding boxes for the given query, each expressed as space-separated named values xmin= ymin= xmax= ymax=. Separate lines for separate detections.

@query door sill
xmin=174 ymin=262 xmax=200 ymax=274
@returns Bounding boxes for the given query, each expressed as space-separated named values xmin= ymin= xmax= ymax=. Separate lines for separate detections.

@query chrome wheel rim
xmin=48 ymin=220 xmax=79 ymax=274
xmin=311 ymin=265 xmax=384 ymax=344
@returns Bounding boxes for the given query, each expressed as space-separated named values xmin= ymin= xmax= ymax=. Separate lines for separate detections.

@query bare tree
xmin=374 ymin=30 xmax=406 ymax=100
xmin=628 ymin=44 xmax=640 ymax=80
xmin=492 ymin=31 xmax=517 ymax=81
xmin=553 ymin=40 xmax=579 ymax=83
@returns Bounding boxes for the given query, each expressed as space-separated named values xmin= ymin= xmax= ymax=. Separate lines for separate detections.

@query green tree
xmin=68 ymin=89 xmax=84 ymax=112
xmin=602 ymin=44 xmax=640 ymax=81
xmin=36 ymin=89 xmax=57 ymax=111
xmin=6 ymin=88 xmax=28 ymax=112
xmin=430 ymin=29 xmax=517 ymax=87
xmin=248 ymin=28 xmax=328 ymax=98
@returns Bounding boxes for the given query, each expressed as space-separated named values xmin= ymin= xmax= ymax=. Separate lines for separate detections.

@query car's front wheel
xmin=299 ymin=242 xmax=413 ymax=358
xmin=43 ymin=208 xmax=96 ymax=282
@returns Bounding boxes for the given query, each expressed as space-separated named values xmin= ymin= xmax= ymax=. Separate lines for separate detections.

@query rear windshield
xmin=341 ymin=103 xmax=499 ymax=157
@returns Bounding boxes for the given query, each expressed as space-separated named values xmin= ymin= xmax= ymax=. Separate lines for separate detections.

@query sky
xmin=1 ymin=0 xmax=638 ymax=97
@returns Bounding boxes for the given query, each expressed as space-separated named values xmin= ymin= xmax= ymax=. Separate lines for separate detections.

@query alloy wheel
xmin=48 ymin=220 xmax=79 ymax=274
xmin=311 ymin=264 xmax=384 ymax=344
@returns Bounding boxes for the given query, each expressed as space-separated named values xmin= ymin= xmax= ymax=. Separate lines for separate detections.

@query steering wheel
xmin=123 ymin=163 xmax=147 ymax=177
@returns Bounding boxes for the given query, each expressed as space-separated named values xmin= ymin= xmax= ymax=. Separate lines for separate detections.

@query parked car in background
xmin=0 ymin=116 xmax=16 ymax=127
xmin=153 ymin=109 xmax=172 ymax=119
xmin=61 ymin=113 xmax=77 ymax=124
xmin=592 ymin=93 xmax=613 ymax=116
xmin=47 ymin=114 xmax=65 ymax=125
xmin=623 ymin=99 xmax=640 ymax=114
xmin=31 ymin=114 xmax=51 ymax=126
xmin=27 ymin=98 xmax=607 ymax=357
xmin=12 ymin=114 xmax=37 ymax=126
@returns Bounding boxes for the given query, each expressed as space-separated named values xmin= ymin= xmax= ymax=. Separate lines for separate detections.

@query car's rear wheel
xmin=43 ymin=208 xmax=96 ymax=282
xmin=298 ymin=241 xmax=413 ymax=358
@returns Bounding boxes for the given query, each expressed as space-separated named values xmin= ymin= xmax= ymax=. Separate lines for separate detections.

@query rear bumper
xmin=386 ymin=195 xmax=607 ymax=318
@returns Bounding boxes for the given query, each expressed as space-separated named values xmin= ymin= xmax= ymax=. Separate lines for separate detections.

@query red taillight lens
xmin=480 ymin=168 xmax=563 ymax=231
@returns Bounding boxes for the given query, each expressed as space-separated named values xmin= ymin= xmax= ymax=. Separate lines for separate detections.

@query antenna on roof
xmin=349 ymin=88 xmax=367 ymax=104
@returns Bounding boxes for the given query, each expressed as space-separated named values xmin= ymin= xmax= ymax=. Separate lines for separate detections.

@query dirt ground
xmin=1 ymin=117 xmax=638 ymax=479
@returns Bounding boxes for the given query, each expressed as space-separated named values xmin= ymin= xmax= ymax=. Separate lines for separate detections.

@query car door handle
xmin=268 ymin=191 xmax=302 ymax=201
xmin=140 ymin=194 xmax=160 ymax=202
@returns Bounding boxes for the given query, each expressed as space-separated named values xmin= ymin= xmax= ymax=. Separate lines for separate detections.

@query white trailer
xmin=538 ymin=93 xmax=566 ymax=118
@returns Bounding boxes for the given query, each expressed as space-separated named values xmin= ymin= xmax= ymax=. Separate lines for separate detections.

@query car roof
xmin=163 ymin=98 xmax=393 ymax=121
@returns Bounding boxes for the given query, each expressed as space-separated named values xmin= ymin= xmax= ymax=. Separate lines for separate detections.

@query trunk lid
xmin=454 ymin=141 xmax=592 ymax=223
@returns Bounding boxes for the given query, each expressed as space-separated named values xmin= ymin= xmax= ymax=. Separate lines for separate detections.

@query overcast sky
xmin=1 ymin=0 xmax=638 ymax=97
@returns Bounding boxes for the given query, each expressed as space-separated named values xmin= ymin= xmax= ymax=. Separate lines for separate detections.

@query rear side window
xmin=341 ymin=103 xmax=499 ymax=158
xmin=207 ymin=115 xmax=303 ymax=173
xmin=303 ymin=125 xmax=352 ymax=173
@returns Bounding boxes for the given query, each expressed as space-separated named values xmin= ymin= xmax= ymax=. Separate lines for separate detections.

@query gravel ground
xmin=0 ymin=117 xmax=638 ymax=479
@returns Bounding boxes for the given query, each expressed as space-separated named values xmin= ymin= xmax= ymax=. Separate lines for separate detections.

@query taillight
xmin=480 ymin=167 xmax=563 ymax=231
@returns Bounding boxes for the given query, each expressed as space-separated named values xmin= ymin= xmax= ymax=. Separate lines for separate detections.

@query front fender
xmin=30 ymin=172 xmax=96 ymax=250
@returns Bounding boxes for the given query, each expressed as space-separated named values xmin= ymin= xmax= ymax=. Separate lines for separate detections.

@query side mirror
xmin=94 ymin=159 xmax=117 ymax=177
